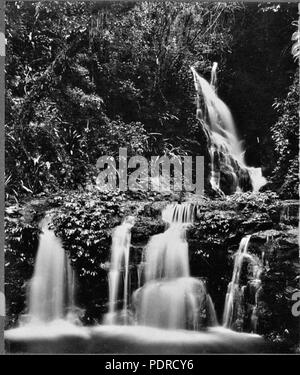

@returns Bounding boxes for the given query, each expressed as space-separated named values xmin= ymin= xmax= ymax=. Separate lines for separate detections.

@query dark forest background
xmin=5 ymin=1 xmax=299 ymax=200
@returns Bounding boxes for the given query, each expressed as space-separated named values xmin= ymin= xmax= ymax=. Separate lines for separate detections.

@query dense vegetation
xmin=5 ymin=1 xmax=299 ymax=200
xmin=4 ymin=1 xmax=299 ymax=353
xmin=270 ymin=71 xmax=299 ymax=199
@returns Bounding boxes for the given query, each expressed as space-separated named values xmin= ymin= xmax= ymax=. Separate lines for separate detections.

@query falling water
xmin=161 ymin=203 xmax=195 ymax=224
xmin=191 ymin=64 xmax=266 ymax=194
xmin=143 ymin=225 xmax=190 ymax=283
xmin=106 ymin=216 xmax=135 ymax=324
xmin=223 ymin=235 xmax=252 ymax=328
xmin=210 ymin=61 xmax=218 ymax=91
xmin=250 ymin=284 xmax=261 ymax=333
xmin=66 ymin=259 xmax=77 ymax=320
xmin=223 ymin=235 xmax=263 ymax=331
xmin=134 ymin=203 xmax=218 ymax=330
xmin=28 ymin=217 xmax=76 ymax=323
xmin=137 ymin=262 xmax=145 ymax=289
xmin=144 ymin=204 xmax=193 ymax=283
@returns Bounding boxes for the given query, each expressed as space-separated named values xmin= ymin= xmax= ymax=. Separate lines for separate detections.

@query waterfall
xmin=249 ymin=255 xmax=263 ymax=333
xmin=27 ymin=217 xmax=76 ymax=324
xmin=223 ymin=235 xmax=263 ymax=331
xmin=161 ymin=203 xmax=195 ymax=224
xmin=144 ymin=203 xmax=193 ymax=283
xmin=210 ymin=61 xmax=218 ymax=91
xmin=191 ymin=64 xmax=266 ymax=194
xmin=66 ymin=258 xmax=77 ymax=321
xmin=223 ymin=235 xmax=252 ymax=328
xmin=106 ymin=216 xmax=135 ymax=325
xmin=134 ymin=203 xmax=218 ymax=330
xmin=250 ymin=286 xmax=261 ymax=333
xmin=137 ymin=262 xmax=145 ymax=289
xmin=143 ymin=225 xmax=190 ymax=283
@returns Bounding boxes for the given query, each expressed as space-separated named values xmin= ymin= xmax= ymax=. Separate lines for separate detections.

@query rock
xmin=279 ymin=200 xmax=299 ymax=226
xmin=249 ymin=228 xmax=298 ymax=259
xmin=131 ymin=217 xmax=165 ymax=245
xmin=247 ymin=228 xmax=299 ymax=351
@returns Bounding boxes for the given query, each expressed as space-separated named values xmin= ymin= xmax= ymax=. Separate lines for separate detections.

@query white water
xmin=210 ymin=61 xmax=218 ymax=91
xmin=5 ymin=324 xmax=263 ymax=353
xmin=191 ymin=64 xmax=267 ymax=193
xmin=223 ymin=235 xmax=252 ymax=327
xmin=161 ymin=203 xmax=195 ymax=224
xmin=135 ymin=203 xmax=218 ymax=330
xmin=6 ymin=208 xmax=266 ymax=352
xmin=105 ymin=208 xmax=264 ymax=334
xmin=249 ymin=256 xmax=263 ymax=333
xmin=143 ymin=227 xmax=190 ymax=282
xmin=27 ymin=217 xmax=76 ymax=324
xmin=145 ymin=203 xmax=193 ymax=283
xmin=223 ymin=235 xmax=263 ymax=330
xmin=106 ymin=216 xmax=135 ymax=324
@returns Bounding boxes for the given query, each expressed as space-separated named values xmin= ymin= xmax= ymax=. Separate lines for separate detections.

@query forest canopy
xmin=5 ymin=1 xmax=299 ymax=200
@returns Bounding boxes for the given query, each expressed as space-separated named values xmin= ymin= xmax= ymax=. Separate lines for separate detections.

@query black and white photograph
xmin=2 ymin=0 xmax=300 ymax=356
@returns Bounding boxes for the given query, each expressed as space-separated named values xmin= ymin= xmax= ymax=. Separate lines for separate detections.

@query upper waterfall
xmin=191 ymin=64 xmax=267 ymax=194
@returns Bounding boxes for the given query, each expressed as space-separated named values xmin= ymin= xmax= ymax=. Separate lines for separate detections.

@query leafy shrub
xmin=271 ymin=70 xmax=299 ymax=199
xmin=5 ymin=1 xmax=242 ymax=199
xmin=5 ymin=210 xmax=40 ymax=328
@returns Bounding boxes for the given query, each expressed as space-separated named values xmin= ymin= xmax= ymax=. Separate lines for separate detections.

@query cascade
xmin=223 ymin=235 xmax=252 ymax=328
xmin=26 ymin=217 xmax=76 ymax=324
xmin=191 ymin=64 xmax=267 ymax=194
xmin=134 ymin=203 xmax=218 ymax=330
xmin=105 ymin=216 xmax=135 ymax=324
xmin=223 ymin=235 xmax=263 ymax=331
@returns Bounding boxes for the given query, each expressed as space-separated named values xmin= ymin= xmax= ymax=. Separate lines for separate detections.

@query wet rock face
xmin=237 ymin=169 xmax=253 ymax=192
xmin=279 ymin=201 xmax=299 ymax=226
xmin=186 ymin=199 xmax=298 ymax=351
xmin=250 ymin=229 xmax=298 ymax=259
xmin=247 ymin=228 xmax=299 ymax=352
xmin=219 ymin=162 xmax=253 ymax=195
xmin=131 ymin=217 xmax=165 ymax=245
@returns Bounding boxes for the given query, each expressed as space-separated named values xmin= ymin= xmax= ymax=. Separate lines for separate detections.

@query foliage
xmin=271 ymin=70 xmax=299 ymax=199
xmin=5 ymin=2 xmax=298 ymax=199
xmin=258 ymin=249 xmax=300 ymax=352
xmin=291 ymin=5 xmax=300 ymax=62
xmin=4 ymin=187 xmax=174 ymax=325
xmin=5 ymin=209 xmax=40 ymax=328
xmin=221 ymin=3 xmax=298 ymax=173
xmin=5 ymin=1 xmax=242 ymax=199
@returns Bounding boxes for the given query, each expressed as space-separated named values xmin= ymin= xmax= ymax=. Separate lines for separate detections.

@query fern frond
xmin=291 ymin=6 xmax=300 ymax=62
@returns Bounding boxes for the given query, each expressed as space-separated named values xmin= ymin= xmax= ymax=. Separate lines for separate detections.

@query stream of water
xmin=27 ymin=217 xmax=76 ymax=324
xmin=191 ymin=64 xmax=267 ymax=194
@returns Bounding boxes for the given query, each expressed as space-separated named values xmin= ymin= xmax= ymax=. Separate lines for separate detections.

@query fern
xmin=291 ymin=5 xmax=300 ymax=62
